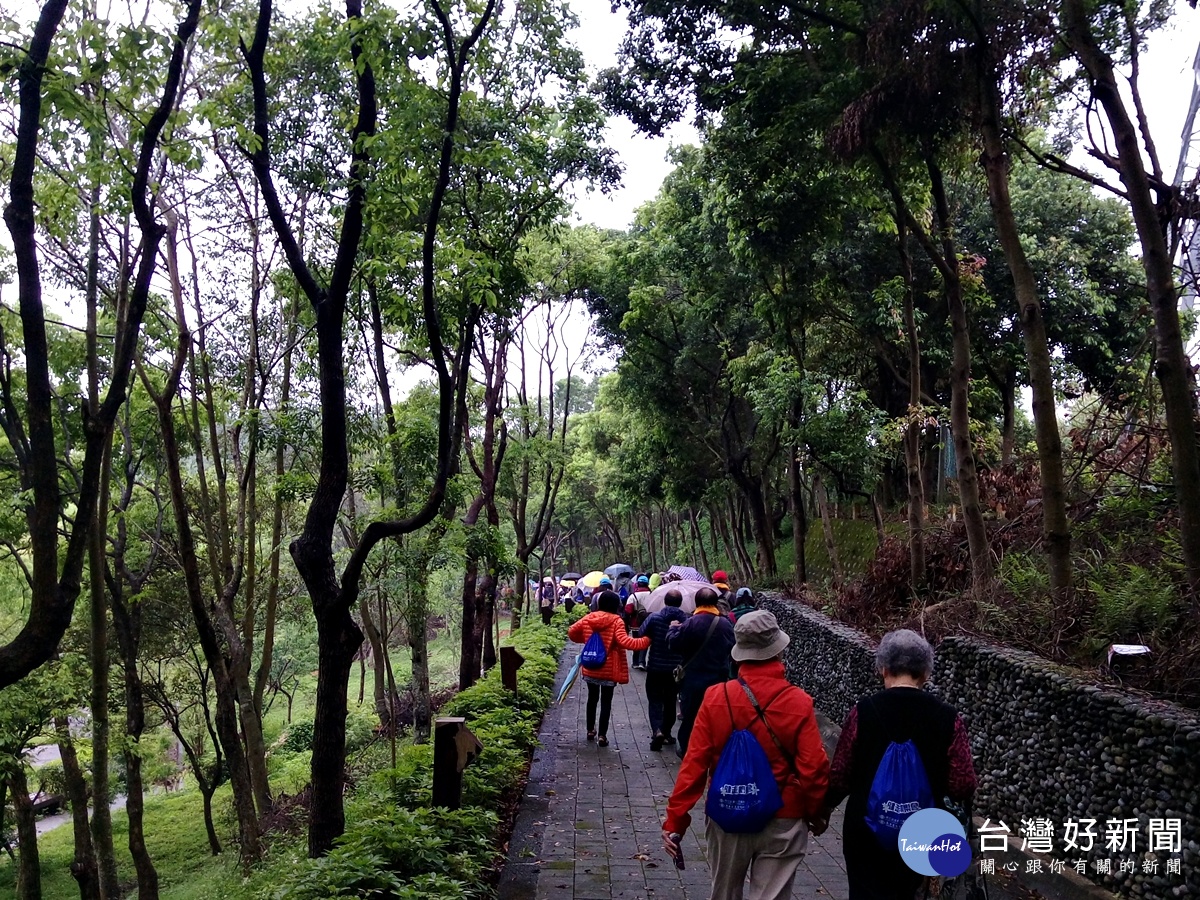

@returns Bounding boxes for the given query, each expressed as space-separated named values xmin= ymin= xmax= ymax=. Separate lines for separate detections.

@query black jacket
xmin=666 ymin=608 xmax=735 ymax=687
xmin=642 ymin=607 xmax=690 ymax=672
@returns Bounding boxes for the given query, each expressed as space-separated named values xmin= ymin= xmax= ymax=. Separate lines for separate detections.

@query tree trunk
xmin=305 ymin=599 xmax=361 ymax=857
xmin=999 ymin=373 xmax=1016 ymax=467
xmin=871 ymin=493 xmax=886 ymax=547
xmin=200 ymin=787 xmax=221 ymax=856
xmin=410 ymin=580 xmax=433 ymax=743
xmin=898 ymin=217 xmax=927 ymax=591
xmin=110 ymin=595 xmax=158 ymax=900
xmin=730 ymin=495 xmax=756 ymax=577
xmin=787 ymin=448 xmax=806 ymax=588
xmin=154 ymin=393 xmax=263 ymax=865
xmin=977 ymin=80 xmax=1072 ymax=598
xmin=234 ymin=665 xmax=272 ymax=818
xmin=689 ymin=508 xmax=711 ymax=577
xmin=731 ymin=473 xmax=776 ymax=577
xmin=459 ymin=560 xmax=480 ymax=690
xmin=928 ymin=158 xmax=994 ymax=594
xmin=814 ymin=472 xmax=843 ymax=588
xmin=255 ymin=298 xmax=297 ymax=713
xmin=54 ymin=717 xmax=99 ymax=900
xmin=1062 ymin=0 xmax=1200 ymax=597
xmin=87 ymin=438 xmax=120 ymax=900
xmin=360 ymin=597 xmax=390 ymax=731
xmin=11 ymin=768 xmax=41 ymax=900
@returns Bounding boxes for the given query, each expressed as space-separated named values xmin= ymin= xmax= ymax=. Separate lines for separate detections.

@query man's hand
xmin=668 ymin=620 xmax=682 ymax=628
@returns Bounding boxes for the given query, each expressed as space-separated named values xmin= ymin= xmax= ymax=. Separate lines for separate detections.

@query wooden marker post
xmin=432 ymin=717 xmax=483 ymax=809
xmin=499 ymin=646 xmax=525 ymax=694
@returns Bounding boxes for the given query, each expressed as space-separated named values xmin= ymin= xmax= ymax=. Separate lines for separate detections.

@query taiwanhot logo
xmin=897 ymin=808 xmax=972 ymax=877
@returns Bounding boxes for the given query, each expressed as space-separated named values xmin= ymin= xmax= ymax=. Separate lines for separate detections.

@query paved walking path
xmin=499 ymin=644 xmax=850 ymax=900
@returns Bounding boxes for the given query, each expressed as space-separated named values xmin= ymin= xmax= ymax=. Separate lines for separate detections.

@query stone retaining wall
xmin=759 ymin=595 xmax=1199 ymax=900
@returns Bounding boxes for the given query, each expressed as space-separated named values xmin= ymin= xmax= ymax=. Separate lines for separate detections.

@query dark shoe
xmin=662 ymin=734 xmax=676 ymax=745
xmin=597 ymin=735 xmax=609 ymax=747
xmin=587 ymin=730 xmax=595 ymax=742
xmin=650 ymin=734 xmax=665 ymax=751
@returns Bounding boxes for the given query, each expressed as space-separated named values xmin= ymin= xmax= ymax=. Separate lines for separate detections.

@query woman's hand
xmin=662 ymin=829 xmax=683 ymax=861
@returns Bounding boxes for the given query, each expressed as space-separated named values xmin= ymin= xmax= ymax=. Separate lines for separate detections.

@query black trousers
xmin=541 ymin=606 xmax=554 ymax=625
xmin=585 ymin=682 xmax=615 ymax=735
xmin=645 ymin=670 xmax=679 ymax=738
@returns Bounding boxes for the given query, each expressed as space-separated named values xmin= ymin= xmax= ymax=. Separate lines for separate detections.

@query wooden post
xmin=432 ymin=717 xmax=482 ymax=809
xmin=500 ymin=646 xmax=524 ymax=694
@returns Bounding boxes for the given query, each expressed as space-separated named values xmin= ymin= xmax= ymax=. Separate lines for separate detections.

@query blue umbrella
xmin=556 ymin=655 xmax=583 ymax=705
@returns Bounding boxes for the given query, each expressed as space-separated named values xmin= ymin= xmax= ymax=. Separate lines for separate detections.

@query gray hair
xmin=875 ymin=629 xmax=934 ymax=680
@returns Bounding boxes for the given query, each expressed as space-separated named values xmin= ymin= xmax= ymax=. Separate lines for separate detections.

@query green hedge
xmin=270 ymin=606 xmax=581 ymax=900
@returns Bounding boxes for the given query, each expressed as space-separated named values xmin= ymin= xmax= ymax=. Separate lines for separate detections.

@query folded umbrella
xmin=556 ymin=655 xmax=583 ymax=705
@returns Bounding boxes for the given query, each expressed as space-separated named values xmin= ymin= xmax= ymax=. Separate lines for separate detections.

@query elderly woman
xmin=817 ymin=629 xmax=977 ymax=900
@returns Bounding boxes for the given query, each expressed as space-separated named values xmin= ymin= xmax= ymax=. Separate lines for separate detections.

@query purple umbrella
xmin=666 ymin=564 xmax=705 ymax=582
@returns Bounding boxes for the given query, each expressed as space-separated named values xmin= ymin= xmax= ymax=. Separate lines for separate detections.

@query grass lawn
xmin=0 ymin=617 xmax=513 ymax=899
xmin=0 ymin=781 xmax=285 ymax=900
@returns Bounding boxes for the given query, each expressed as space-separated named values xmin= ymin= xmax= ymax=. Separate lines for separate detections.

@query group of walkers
xmin=566 ymin=567 xmax=760 ymax=755
xmin=563 ymin=578 xmax=978 ymax=900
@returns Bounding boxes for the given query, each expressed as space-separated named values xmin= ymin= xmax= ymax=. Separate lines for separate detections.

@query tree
xmin=1058 ymin=0 xmax=1200 ymax=599
xmin=0 ymin=0 xmax=200 ymax=687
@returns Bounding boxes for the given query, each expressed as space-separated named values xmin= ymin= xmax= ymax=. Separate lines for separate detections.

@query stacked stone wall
xmin=759 ymin=595 xmax=1200 ymax=900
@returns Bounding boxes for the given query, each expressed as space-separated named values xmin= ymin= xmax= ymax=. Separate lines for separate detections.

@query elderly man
xmin=819 ymin=629 xmax=977 ymax=900
xmin=662 ymin=611 xmax=829 ymax=900
xmin=666 ymin=586 xmax=735 ymax=756
xmin=641 ymin=588 xmax=690 ymax=749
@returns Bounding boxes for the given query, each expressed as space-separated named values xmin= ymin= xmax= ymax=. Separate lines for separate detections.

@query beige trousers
xmin=705 ymin=816 xmax=810 ymax=900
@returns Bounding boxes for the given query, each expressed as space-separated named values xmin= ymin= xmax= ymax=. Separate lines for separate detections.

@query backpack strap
xmin=738 ymin=678 xmax=804 ymax=785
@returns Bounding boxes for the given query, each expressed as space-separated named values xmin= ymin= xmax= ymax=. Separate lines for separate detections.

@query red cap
xmin=711 ymin=570 xmax=728 ymax=583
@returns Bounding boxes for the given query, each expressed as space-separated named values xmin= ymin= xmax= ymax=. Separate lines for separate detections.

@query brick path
xmin=499 ymin=643 xmax=850 ymax=900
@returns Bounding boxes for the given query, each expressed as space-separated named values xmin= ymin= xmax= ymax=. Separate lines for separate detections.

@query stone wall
xmin=759 ymin=595 xmax=1199 ymax=900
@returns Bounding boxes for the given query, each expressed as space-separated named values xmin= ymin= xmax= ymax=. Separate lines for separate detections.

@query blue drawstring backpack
xmin=580 ymin=630 xmax=608 ymax=669
xmin=864 ymin=701 xmax=934 ymax=846
xmin=705 ymin=683 xmax=785 ymax=833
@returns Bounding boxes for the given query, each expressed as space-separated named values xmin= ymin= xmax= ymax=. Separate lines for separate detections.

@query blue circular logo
xmin=897 ymin=809 xmax=971 ymax=877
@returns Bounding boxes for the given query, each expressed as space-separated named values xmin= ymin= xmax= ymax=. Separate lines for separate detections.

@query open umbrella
xmin=561 ymin=572 xmax=583 ymax=583
xmin=555 ymin=654 xmax=583 ymax=705
xmin=640 ymin=580 xmax=716 ymax=615
xmin=604 ymin=563 xmax=635 ymax=581
xmin=666 ymin=564 xmax=706 ymax=582
xmin=580 ymin=570 xmax=607 ymax=589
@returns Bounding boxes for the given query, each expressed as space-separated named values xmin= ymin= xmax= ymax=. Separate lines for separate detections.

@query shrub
xmin=279 ymin=720 xmax=314 ymax=754
xmin=271 ymin=807 xmax=496 ymax=900
xmin=269 ymin=605 xmax=573 ymax=900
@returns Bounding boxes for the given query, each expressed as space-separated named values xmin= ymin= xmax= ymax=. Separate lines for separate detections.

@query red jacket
xmin=567 ymin=611 xmax=650 ymax=684
xmin=664 ymin=658 xmax=830 ymax=836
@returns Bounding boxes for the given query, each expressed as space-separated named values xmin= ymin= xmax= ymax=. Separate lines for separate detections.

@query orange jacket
xmin=567 ymin=611 xmax=650 ymax=684
xmin=664 ymin=658 xmax=830 ymax=836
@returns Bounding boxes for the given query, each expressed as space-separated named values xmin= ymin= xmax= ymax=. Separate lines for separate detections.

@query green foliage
xmin=269 ymin=599 xmax=573 ymax=900
xmin=271 ymin=808 xmax=496 ymax=900
xmin=279 ymin=721 xmax=315 ymax=754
